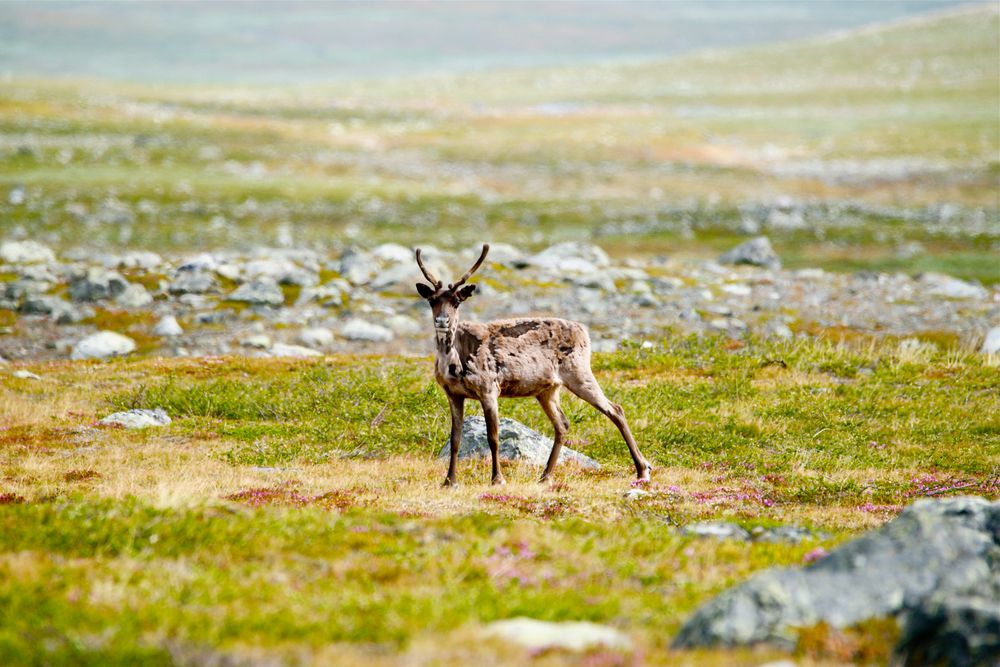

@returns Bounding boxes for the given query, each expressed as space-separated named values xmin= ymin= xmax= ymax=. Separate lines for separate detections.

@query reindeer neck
xmin=434 ymin=322 xmax=462 ymax=378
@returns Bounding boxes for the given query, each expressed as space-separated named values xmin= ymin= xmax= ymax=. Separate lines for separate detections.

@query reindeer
xmin=415 ymin=244 xmax=652 ymax=486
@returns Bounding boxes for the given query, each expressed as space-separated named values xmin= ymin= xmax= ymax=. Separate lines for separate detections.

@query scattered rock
xmin=70 ymin=331 xmax=136 ymax=360
xmin=225 ymin=277 xmax=285 ymax=307
xmin=338 ymin=248 xmax=377 ymax=286
xmin=68 ymin=267 xmax=129 ymax=302
xmin=21 ymin=295 xmax=85 ymax=325
xmin=623 ymin=488 xmax=650 ymax=500
xmin=168 ymin=267 xmax=218 ymax=295
xmin=152 ymin=315 xmax=183 ymax=337
xmin=341 ymin=318 xmax=394 ymax=342
xmin=682 ymin=521 xmax=752 ymax=541
xmin=267 ymin=343 xmax=322 ymax=358
xmin=480 ymin=617 xmax=631 ymax=652
xmin=919 ymin=273 xmax=988 ymax=300
xmin=672 ymin=497 xmax=1000 ymax=651
xmin=750 ymin=525 xmax=816 ymax=544
xmin=12 ymin=369 xmax=41 ymax=380
xmin=529 ymin=242 xmax=611 ymax=271
xmin=385 ymin=314 xmax=421 ymax=335
xmin=99 ymin=408 xmax=171 ymax=429
xmin=439 ymin=416 xmax=599 ymax=469
xmin=241 ymin=334 xmax=272 ymax=349
xmin=980 ymin=326 xmax=1000 ymax=355
xmin=115 ymin=283 xmax=153 ymax=309
xmin=371 ymin=243 xmax=413 ymax=264
xmin=719 ymin=237 xmax=781 ymax=271
xmin=297 ymin=327 xmax=334 ymax=349
xmin=0 ymin=240 xmax=54 ymax=264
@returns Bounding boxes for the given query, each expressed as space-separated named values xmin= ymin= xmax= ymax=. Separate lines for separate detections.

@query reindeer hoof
xmin=442 ymin=477 xmax=458 ymax=488
xmin=491 ymin=476 xmax=506 ymax=486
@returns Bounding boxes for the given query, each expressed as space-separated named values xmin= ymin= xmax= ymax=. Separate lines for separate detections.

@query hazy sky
xmin=0 ymin=1 xmax=971 ymax=84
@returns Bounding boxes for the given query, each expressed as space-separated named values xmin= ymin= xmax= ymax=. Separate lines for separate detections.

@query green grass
xmin=1 ymin=336 xmax=998 ymax=665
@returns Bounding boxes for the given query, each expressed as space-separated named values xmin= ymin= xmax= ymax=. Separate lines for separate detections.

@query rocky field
xmin=1 ymin=5 xmax=998 ymax=666
xmin=1 ymin=235 xmax=998 ymax=365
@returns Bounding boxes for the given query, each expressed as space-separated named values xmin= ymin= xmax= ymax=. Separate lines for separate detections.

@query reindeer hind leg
xmin=563 ymin=371 xmax=651 ymax=481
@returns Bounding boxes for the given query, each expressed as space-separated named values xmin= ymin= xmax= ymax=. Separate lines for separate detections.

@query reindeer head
xmin=414 ymin=244 xmax=489 ymax=337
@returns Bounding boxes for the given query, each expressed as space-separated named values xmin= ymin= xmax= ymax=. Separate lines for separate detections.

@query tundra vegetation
xmin=0 ymin=5 xmax=998 ymax=666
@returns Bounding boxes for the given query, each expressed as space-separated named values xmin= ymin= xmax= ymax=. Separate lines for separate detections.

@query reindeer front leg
xmin=481 ymin=393 xmax=505 ymax=485
xmin=443 ymin=392 xmax=465 ymax=487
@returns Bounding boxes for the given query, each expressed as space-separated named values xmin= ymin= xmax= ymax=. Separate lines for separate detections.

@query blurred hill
xmin=0 ymin=3 xmax=996 ymax=282
xmin=0 ymin=0 xmax=971 ymax=84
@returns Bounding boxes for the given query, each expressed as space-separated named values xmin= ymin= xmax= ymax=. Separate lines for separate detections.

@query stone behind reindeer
xmin=437 ymin=416 xmax=599 ymax=470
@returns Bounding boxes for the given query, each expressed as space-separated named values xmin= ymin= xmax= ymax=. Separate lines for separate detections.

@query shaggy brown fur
xmin=415 ymin=245 xmax=652 ymax=486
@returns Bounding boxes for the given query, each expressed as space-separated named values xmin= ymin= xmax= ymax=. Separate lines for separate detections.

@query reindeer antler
xmin=414 ymin=248 xmax=442 ymax=290
xmin=449 ymin=244 xmax=490 ymax=290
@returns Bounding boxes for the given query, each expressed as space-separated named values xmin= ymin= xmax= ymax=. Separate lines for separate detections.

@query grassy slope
xmin=0 ymin=6 xmax=997 ymax=281
xmin=2 ymin=336 xmax=998 ymax=665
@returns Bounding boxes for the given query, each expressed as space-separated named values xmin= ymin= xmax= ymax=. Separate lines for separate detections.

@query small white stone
xmin=268 ymin=343 xmax=322 ymax=358
xmin=341 ymin=318 xmax=394 ymax=342
xmin=297 ymin=327 xmax=334 ymax=349
xmin=152 ymin=315 xmax=183 ymax=337
xmin=481 ymin=617 xmax=632 ymax=652
xmin=241 ymin=334 xmax=272 ymax=349
xmin=99 ymin=408 xmax=170 ymax=429
xmin=13 ymin=369 xmax=41 ymax=380
xmin=981 ymin=326 xmax=1000 ymax=355
xmin=71 ymin=331 xmax=136 ymax=360
xmin=0 ymin=240 xmax=55 ymax=264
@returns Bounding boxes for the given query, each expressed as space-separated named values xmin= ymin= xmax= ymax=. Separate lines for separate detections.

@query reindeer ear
xmin=416 ymin=283 xmax=436 ymax=299
xmin=456 ymin=284 xmax=477 ymax=302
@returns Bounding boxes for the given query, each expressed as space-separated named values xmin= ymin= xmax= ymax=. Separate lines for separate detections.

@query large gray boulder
xmin=718 ymin=237 xmax=781 ymax=271
xmin=438 ymin=416 xmax=599 ymax=469
xmin=672 ymin=497 xmax=1000 ymax=652
xmin=894 ymin=592 xmax=1000 ymax=667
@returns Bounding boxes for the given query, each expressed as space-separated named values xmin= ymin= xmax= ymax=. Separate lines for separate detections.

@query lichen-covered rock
xmin=672 ymin=497 xmax=1000 ymax=650
xmin=438 ymin=416 xmax=599 ymax=469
